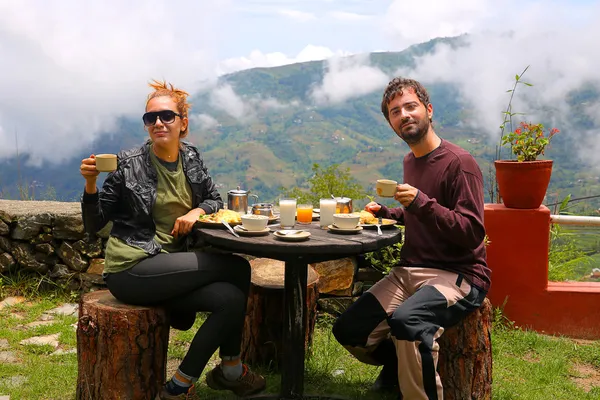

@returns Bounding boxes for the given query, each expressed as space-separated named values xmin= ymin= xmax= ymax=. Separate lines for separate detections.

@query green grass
xmin=1 ymin=291 xmax=599 ymax=399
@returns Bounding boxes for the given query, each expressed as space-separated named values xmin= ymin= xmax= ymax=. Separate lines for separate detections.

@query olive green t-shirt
xmin=103 ymin=153 xmax=193 ymax=274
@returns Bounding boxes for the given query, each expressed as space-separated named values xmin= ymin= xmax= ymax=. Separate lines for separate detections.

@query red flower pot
xmin=494 ymin=160 xmax=553 ymax=209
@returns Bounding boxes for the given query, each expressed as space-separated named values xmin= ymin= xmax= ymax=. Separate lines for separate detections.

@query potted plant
xmin=494 ymin=67 xmax=559 ymax=209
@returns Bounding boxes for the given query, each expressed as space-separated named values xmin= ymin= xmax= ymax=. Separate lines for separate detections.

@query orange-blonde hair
xmin=146 ymin=80 xmax=191 ymax=136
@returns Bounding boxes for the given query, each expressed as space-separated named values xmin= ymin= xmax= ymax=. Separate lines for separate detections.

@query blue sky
xmin=1 ymin=0 xmax=599 ymax=163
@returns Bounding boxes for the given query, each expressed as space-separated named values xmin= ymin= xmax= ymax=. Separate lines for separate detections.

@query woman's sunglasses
xmin=142 ymin=110 xmax=182 ymax=126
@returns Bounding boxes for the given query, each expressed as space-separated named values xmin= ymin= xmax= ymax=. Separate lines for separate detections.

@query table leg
xmin=281 ymin=259 xmax=308 ymax=399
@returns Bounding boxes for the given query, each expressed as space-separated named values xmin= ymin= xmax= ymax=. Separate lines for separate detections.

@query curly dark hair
xmin=380 ymin=77 xmax=431 ymax=122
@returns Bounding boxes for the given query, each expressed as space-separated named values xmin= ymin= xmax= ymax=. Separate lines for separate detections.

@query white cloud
xmin=384 ymin=0 xmax=493 ymax=51
xmin=210 ymin=85 xmax=252 ymax=120
xmin=329 ymin=11 xmax=373 ymax=22
xmin=191 ymin=114 xmax=220 ymax=130
xmin=387 ymin=0 xmax=600 ymax=164
xmin=217 ymin=45 xmax=352 ymax=75
xmin=0 ymin=0 xmax=230 ymax=164
xmin=311 ymin=54 xmax=389 ymax=105
xmin=278 ymin=9 xmax=317 ymax=22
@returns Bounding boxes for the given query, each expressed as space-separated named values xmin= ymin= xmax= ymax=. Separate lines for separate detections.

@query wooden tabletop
xmin=194 ymin=222 xmax=402 ymax=263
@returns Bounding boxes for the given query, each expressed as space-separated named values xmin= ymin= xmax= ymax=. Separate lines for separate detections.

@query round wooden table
xmin=195 ymin=222 xmax=401 ymax=399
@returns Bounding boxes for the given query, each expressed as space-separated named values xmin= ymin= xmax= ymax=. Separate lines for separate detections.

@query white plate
xmin=359 ymin=218 xmax=397 ymax=228
xmin=328 ymin=225 xmax=363 ymax=234
xmin=233 ymin=226 xmax=271 ymax=237
xmin=273 ymin=230 xmax=311 ymax=241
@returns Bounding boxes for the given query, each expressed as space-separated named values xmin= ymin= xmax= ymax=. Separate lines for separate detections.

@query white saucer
xmin=273 ymin=230 xmax=311 ymax=241
xmin=327 ymin=225 xmax=363 ymax=234
xmin=233 ymin=226 xmax=271 ymax=237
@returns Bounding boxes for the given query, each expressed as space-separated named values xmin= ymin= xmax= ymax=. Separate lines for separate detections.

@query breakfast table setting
xmin=192 ymin=185 xmax=402 ymax=399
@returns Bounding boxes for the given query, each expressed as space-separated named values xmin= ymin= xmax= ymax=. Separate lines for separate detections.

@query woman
xmin=80 ymin=80 xmax=266 ymax=399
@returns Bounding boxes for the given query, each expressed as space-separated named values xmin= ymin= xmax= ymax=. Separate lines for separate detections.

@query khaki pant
xmin=333 ymin=267 xmax=486 ymax=400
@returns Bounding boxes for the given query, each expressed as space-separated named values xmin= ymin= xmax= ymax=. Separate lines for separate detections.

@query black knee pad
xmin=332 ymin=293 xmax=388 ymax=347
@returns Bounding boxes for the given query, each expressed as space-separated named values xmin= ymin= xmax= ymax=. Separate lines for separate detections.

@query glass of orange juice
xmin=296 ymin=204 xmax=313 ymax=224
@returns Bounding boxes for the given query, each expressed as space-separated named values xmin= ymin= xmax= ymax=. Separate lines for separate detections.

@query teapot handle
xmin=249 ymin=194 xmax=259 ymax=206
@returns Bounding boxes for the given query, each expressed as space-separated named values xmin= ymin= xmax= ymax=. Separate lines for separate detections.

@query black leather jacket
xmin=81 ymin=140 xmax=222 ymax=255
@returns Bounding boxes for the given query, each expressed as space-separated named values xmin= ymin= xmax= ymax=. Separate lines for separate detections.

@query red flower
xmin=515 ymin=128 xmax=522 ymax=135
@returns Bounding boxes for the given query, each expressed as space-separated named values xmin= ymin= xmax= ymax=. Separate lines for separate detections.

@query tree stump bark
xmin=438 ymin=298 xmax=493 ymax=400
xmin=76 ymin=290 xmax=170 ymax=400
xmin=241 ymin=258 xmax=319 ymax=370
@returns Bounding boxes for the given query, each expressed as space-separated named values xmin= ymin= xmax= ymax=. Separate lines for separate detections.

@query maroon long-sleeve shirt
xmin=377 ymin=139 xmax=491 ymax=291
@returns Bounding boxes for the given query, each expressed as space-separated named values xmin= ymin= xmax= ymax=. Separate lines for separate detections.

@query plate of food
xmin=196 ymin=209 xmax=242 ymax=228
xmin=357 ymin=210 xmax=397 ymax=228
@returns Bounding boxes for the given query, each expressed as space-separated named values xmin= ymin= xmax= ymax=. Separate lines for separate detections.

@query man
xmin=332 ymin=77 xmax=491 ymax=400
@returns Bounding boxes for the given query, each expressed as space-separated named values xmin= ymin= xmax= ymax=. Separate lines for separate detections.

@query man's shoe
xmin=371 ymin=365 xmax=400 ymax=394
xmin=206 ymin=364 xmax=266 ymax=397
xmin=155 ymin=383 xmax=196 ymax=399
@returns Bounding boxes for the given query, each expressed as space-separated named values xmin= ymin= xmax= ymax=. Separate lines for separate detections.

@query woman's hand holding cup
xmin=80 ymin=154 xmax=100 ymax=194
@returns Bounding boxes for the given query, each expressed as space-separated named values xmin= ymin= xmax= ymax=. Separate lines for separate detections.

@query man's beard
xmin=397 ymin=118 xmax=430 ymax=145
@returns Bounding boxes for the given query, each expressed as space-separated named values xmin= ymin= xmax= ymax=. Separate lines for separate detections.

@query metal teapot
xmin=227 ymin=186 xmax=259 ymax=214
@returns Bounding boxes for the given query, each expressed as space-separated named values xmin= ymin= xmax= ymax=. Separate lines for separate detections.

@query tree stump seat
xmin=76 ymin=290 xmax=170 ymax=400
xmin=438 ymin=298 xmax=493 ymax=400
xmin=241 ymin=258 xmax=320 ymax=369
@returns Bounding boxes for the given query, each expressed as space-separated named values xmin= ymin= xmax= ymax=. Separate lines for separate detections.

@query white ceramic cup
xmin=333 ymin=213 xmax=360 ymax=229
xmin=376 ymin=179 xmax=398 ymax=197
xmin=95 ymin=154 xmax=117 ymax=172
xmin=241 ymin=214 xmax=269 ymax=231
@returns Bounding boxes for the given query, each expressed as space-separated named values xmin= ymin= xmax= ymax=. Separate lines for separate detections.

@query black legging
xmin=105 ymin=251 xmax=251 ymax=378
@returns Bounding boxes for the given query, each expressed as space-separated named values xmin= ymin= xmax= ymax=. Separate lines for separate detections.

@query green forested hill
xmin=1 ymin=36 xmax=599 ymax=212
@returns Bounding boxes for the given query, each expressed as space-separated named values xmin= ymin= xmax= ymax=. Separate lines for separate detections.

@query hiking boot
xmin=205 ymin=363 xmax=266 ymax=397
xmin=371 ymin=364 xmax=400 ymax=394
xmin=155 ymin=383 xmax=196 ymax=399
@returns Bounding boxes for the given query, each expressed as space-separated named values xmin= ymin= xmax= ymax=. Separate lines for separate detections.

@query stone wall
xmin=0 ymin=200 xmax=387 ymax=302
xmin=0 ymin=200 xmax=108 ymax=291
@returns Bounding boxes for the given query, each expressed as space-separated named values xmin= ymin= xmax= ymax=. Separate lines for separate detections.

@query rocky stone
xmin=355 ymin=267 xmax=386 ymax=282
xmin=0 ymin=351 xmax=17 ymax=363
xmin=0 ymin=339 xmax=9 ymax=348
xmin=0 ymin=236 xmax=12 ymax=252
xmin=77 ymin=272 xmax=105 ymax=286
xmin=51 ymin=348 xmax=77 ymax=356
xmin=0 ymin=219 xmax=8 ymax=235
xmin=87 ymin=258 xmax=105 ymax=275
xmin=352 ymin=281 xmax=364 ymax=296
xmin=30 ymin=233 xmax=53 ymax=244
xmin=49 ymin=264 xmax=72 ymax=279
xmin=0 ymin=252 xmax=16 ymax=273
xmin=10 ymin=242 xmax=48 ymax=273
xmin=1 ymin=375 xmax=27 ymax=388
xmin=10 ymin=213 xmax=52 ymax=241
xmin=73 ymin=237 xmax=103 ymax=258
xmin=46 ymin=303 xmax=78 ymax=316
xmin=0 ymin=208 xmax=11 ymax=224
xmin=20 ymin=333 xmax=60 ymax=348
xmin=57 ymin=242 xmax=88 ymax=271
xmin=317 ymin=297 xmax=357 ymax=316
xmin=53 ymin=214 xmax=85 ymax=240
xmin=0 ymin=395 xmax=9 ymax=400
xmin=34 ymin=252 xmax=58 ymax=266
xmin=310 ymin=257 xmax=356 ymax=294
xmin=23 ymin=320 xmax=55 ymax=329
xmin=34 ymin=243 xmax=54 ymax=255
xmin=328 ymin=287 xmax=353 ymax=296
xmin=0 ymin=296 xmax=26 ymax=310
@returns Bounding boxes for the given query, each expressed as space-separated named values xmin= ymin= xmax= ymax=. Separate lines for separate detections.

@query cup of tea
xmin=95 ymin=154 xmax=117 ymax=172
xmin=376 ymin=179 xmax=398 ymax=197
